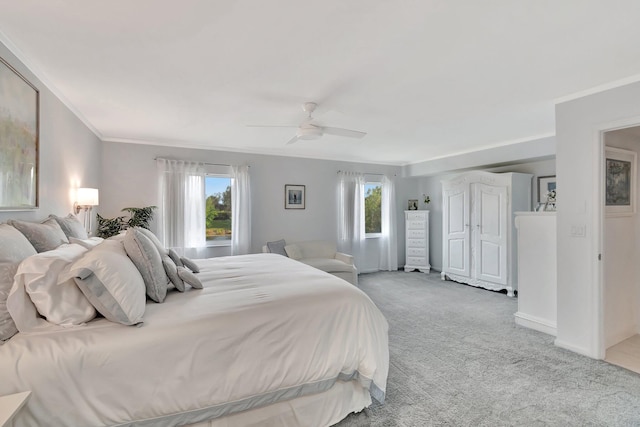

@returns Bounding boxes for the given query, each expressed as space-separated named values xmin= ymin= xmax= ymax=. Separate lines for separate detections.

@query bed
xmin=0 ymin=221 xmax=389 ymax=427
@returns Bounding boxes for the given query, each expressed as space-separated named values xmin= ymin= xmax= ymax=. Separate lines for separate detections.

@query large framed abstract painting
xmin=0 ymin=56 xmax=39 ymax=210
xmin=605 ymin=146 xmax=636 ymax=217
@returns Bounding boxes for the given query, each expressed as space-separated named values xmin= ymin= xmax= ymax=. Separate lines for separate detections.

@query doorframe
xmin=595 ymin=115 xmax=640 ymax=359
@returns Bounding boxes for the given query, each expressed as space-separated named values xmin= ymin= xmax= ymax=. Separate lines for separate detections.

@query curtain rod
xmin=337 ymin=170 xmax=396 ymax=177
xmin=154 ymin=157 xmax=249 ymax=168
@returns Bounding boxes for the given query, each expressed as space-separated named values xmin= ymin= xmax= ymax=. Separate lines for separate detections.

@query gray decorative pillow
xmin=67 ymin=240 xmax=146 ymax=325
xmin=267 ymin=239 xmax=288 ymax=257
xmin=136 ymin=227 xmax=167 ymax=255
xmin=177 ymin=266 xmax=203 ymax=289
xmin=123 ymin=228 xmax=169 ymax=303
xmin=180 ymin=257 xmax=200 ymax=273
xmin=168 ymin=248 xmax=183 ymax=267
xmin=162 ymin=256 xmax=185 ymax=292
xmin=8 ymin=218 xmax=69 ymax=253
xmin=0 ymin=224 xmax=37 ymax=342
xmin=49 ymin=214 xmax=88 ymax=239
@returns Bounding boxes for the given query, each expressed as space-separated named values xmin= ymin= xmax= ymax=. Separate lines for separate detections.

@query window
xmin=205 ymin=175 xmax=232 ymax=245
xmin=364 ymin=182 xmax=382 ymax=235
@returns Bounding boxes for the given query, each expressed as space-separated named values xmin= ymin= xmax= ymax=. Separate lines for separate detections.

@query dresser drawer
xmin=407 ymin=238 xmax=426 ymax=248
xmin=407 ymin=220 xmax=426 ymax=229
xmin=406 ymin=229 xmax=425 ymax=239
xmin=406 ymin=212 xmax=425 ymax=221
xmin=406 ymin=256 xmax=427 ymax=266
xmin=407 ymin=247 xmax=426 ymax=257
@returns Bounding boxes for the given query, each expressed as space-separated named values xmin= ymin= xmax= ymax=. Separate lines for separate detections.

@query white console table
xmin=514 ymin=212 xmax=557 ymax=336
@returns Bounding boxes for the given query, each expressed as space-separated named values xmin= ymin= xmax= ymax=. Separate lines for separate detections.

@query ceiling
xmin=1 ymin=1 xmax=640 ymax=166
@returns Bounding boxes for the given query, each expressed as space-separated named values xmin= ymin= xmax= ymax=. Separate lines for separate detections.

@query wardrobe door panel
xmin=474 ymin=183 xmax=507 ymax=285
xmin=443 ymin=188 xmax=470 ymax=277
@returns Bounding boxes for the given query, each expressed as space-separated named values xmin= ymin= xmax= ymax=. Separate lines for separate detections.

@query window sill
xmin=206 ymin=240 xmax=231 ymax=248
xmin=365 ymin=233 xmax=382 ymax=239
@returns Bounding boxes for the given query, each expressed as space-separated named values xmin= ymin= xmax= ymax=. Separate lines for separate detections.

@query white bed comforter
xmin=0 ymin=254 xmax=389 ymax=426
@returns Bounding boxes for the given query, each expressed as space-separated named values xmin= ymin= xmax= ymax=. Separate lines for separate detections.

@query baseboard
xmin=554 ymin=339 xmax=597 ymax=359
xmin=514 ymin=312 xmax=557 ymax=336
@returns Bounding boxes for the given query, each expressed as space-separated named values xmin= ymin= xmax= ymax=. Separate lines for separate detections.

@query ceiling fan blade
xmin=322 ymin=126 xmax=367 ymax=139
xmin=285 ymin=135 xmax=299 ymax=145
xmin=246 ymin=124 xmax=298 ymax=128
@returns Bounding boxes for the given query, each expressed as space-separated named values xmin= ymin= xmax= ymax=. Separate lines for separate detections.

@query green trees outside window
xmin=206 ymin=176 xmax=232 ymax=241
xmin=365 ymin=183 xmax=382 ymax=234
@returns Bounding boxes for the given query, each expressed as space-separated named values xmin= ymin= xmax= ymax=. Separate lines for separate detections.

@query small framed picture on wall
xmin=408 ymin=199 xmax=418 ymax=210
xmin=537 ymin=176 xmax=557 ymax=203
xmin=285 ymin=184 xmax=305 ymax=209
xmin=605 ymin=146 xmax=636 ymax=216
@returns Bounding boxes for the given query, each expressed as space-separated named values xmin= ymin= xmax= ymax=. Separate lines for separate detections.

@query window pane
xmin=205 ymin=176 xmax=232 ymax=242
xmin=364 ymin=183 xmax=382 ymax=234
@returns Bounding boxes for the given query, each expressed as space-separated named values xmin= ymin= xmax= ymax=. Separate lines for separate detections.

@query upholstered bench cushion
xmin=301 ymin=258 xmax=355 ymax=273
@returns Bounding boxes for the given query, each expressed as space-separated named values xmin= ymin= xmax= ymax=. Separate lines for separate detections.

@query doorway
xmin=602 ymin=126 xmax=640 ymax=373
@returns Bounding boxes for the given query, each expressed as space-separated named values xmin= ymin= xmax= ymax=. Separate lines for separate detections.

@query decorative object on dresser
xmin=441 ymin=171 xmax=532 ymax=297
xmin=404 ymin=210 xmax=430 ymax=273
xmin=407 ymin=199 xmax=418 ymax=210
xmin=284 ymin=184 xmax=305 ymax=209
xmin=537 ymin=175 xmax=556 ymax=203
xmin=0 ymin=55 xmax=39 ymax=211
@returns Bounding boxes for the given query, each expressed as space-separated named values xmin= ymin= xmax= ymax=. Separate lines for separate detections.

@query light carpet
xmin=334 ymin=271 xmax=640 ymax=426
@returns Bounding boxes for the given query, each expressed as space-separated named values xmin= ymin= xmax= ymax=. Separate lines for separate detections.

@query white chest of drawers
xmin=404 ymin=210 xmax=430 ymax=273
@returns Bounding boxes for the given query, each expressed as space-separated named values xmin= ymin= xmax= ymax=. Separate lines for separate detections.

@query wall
xmin=405 ymin=136 xmax=555 ymax=177
xmin=101 ymin=141 xmax=404 ymax=267
xmin=602 ymin=128 xmax=640 ymax=348
xmin=556 ymin=80 xmax=640 ymax=358
xmin=0 ymin=41 xmax=101 ymax=224
xmin=410 ymin=158 xmax=556 ymax=272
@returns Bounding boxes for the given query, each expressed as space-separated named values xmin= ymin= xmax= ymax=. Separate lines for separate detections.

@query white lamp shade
xmin=77 ymin=188 xmax=99 ymax=206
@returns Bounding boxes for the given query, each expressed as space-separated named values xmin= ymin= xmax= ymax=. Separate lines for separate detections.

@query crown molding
xmin=554 ymin=73 xmax=640 ymax=105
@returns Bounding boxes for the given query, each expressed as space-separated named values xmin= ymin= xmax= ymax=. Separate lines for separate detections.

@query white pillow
xmin=22 ymin=244 xmax=95 ymax=326
xmin=8 ymin=244 xmax=95 ymax=332
xmin=69 ymin=236 xmax=104 ymax=249
xmin=0 ymin=224 xmax=37 ymax=341
xmin=64 ymin=240 xmax=146 ymax=326
xmin=284 ymin=244 xmax=303 ymax=260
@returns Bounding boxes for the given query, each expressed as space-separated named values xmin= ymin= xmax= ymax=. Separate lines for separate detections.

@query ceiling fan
xmin=247 ymin=102 xmax=367 ymax=145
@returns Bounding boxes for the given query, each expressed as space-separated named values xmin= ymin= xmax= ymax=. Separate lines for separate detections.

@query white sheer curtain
xmin=231 ymin=165 xmax=251 ymax=255
xmin=337 ymin=171 xmax=365 ymax=271
xmin=379 ymin=175 xmax=398 ymax=271
xmin=156 ymin=159 xmax=206 ymax=251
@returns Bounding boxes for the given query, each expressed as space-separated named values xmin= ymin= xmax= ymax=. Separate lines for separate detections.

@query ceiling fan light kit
xmin=297 ymin=126 xmax=322 ymax=140
xmin=249 ymin=101 xmax=367 ymax=145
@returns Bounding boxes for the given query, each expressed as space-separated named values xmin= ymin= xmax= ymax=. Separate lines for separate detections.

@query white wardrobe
xmin=441 ymin=171 xmax=532 ymax=297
